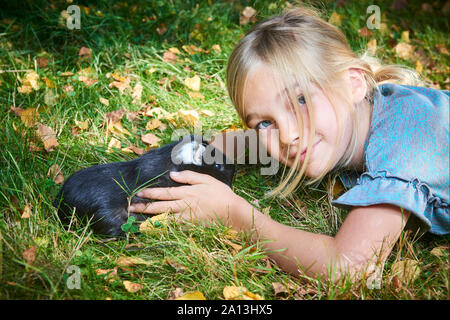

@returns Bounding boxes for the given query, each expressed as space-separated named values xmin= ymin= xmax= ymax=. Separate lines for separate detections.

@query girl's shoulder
xmin=332 ymin=83 xmax=449 ymax=235
xmin=374 ymin=83 xmax=449 ymax=113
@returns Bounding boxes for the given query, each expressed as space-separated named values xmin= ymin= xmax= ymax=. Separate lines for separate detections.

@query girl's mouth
xmin=298 ymin=140 xmax=321 ymax=162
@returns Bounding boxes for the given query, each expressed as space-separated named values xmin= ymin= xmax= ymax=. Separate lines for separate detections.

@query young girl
xmin=129 ymin=7 xmax=449 ymax=282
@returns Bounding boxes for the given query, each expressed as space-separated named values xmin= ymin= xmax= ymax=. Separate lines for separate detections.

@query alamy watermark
xmin=66 ymin=265 xmax=81 ymax=289
xmin=366 ymin=5 xmax=381 ymax=30
xmin=66 ymin=5 xmax=81 ymax=30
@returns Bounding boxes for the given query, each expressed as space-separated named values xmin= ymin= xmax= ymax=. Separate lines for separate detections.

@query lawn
xmin=0 ymin=0 xmax=448 ymax=300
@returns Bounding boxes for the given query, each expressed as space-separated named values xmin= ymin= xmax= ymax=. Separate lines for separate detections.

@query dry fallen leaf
xmin=10 ymin=107 xmax=39 ymax=127
xmin=401 ymin=30 xmax=410 ymax=43
xmin=358 ymin=26 xmax=372 ymax=37
xmin=240 ymin=6 xmax=257 ymax=25
xmin=430 ymin=246 xmax=448 ymax=258
xmin=21 ymin=204 xmax=32 ymax=219
xmin=163 ymin=50 xmax=178 ymax=63
xmin=184 ymin=75 xmax=201 ymax=91
xmin=108 ymin=72 xmax=131 ymax=94
xmin=121 ymin=145 xmax=145 ymax=155
xmin=141 ymin=133 xmax=161 ymax=148
xmin=99 ymin=97 xmax=109 ymax=105
xmin=23 ymin=246 xmax=36 ymax=264
xmin=328 ymin=11 xmax=342 ymax=26
xmin=272 ymin=282 xmax=289 ymax=297
xmin=96 ymin=268 xmax=118 ymax=282
xmin=47 ymin=164 xmax=65 ymax=184
xmin=78 ymin=46 xmax=91 ymax=59
xmin=145 ymin=118 xmax=162 ymax=131
xmin=211 ymin=44 xmax=221 ymax=53
xmin=168 ymin=288 xmax=184 ymax=300
xmin=390 ymin=259 xmax=420 ymax=284
xmin=36 ymin=122 xmax=59 ymax=152
xmin=107 ymin=137 xmax=121 ymax=152
xmin=131 ymin=82 xmax=143 ymax=104
xmin=367 ymin=38 xmax=377 ymax=55
xmin=175 ymin=291 xmax=206 ymax=300
xmin=200 ymin=109 xmax=214 ymax=117
xmin=18 ymin=71 xmax=40 ymax=94
xmin=139 ymin=211 xmax=171 ymax=233
xmin=123 ymin=280 xmax=143 ymax=293
xmin=117 ymin=256 xmax=153 ymax=267
xmin=394 ymin=42 xmax=414 ymax=60
xmin=223 ymin=285 xmax=263 ymax=300
xmin=77 ymin=67 xmax=97 ymax=86
xmin=178 ymin=109 xmax=200 ymax=127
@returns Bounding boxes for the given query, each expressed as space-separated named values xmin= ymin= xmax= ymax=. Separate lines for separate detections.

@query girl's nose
xmin=279 ymin=116 xmax=301 ymax=149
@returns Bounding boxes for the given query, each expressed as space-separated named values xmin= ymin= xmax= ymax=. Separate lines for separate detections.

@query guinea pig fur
xmin=54 ymin=135 xmax=235 ymax=237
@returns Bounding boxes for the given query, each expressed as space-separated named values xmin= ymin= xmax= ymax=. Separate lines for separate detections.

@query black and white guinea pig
xmin=53 ymin=135 xmax=235 ymax=237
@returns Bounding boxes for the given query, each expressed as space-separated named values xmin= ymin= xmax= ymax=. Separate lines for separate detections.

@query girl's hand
xmin=128 ymin=171 xmax=239 ymax=224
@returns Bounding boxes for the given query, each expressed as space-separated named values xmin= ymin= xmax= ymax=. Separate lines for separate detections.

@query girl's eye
xmin=256 ymin=120 xmax=272 ymax=130
xmin=298 ymin=94 xmax=306 ymax=105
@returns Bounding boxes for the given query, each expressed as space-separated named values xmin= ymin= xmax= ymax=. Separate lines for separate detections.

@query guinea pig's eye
xmin=215 ymin=164 xmax=222 ymax=170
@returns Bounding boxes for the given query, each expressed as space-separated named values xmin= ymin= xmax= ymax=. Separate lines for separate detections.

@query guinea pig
xmin=53 ymin=135 xmax=235 ymax=237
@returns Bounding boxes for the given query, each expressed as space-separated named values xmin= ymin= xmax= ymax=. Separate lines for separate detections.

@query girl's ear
xmin=348 ymin=68 xmax=367 ymax=104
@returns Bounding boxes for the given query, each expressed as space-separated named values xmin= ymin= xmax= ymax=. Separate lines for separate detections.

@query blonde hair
xmin=226 ymin=6 xmax=421 ymax=198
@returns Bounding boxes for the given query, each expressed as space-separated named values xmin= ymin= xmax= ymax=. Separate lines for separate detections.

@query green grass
xmin=0 ymin=0 xmax=448 ymax=300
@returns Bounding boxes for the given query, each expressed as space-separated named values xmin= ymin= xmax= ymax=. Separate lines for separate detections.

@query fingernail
xmin=170 ymin=171 xmax=179 ymax=176
xmin=128 ymin=206 xmax=135 ymax=212
xmin=136 ymin=192 xmax=143 ymax=197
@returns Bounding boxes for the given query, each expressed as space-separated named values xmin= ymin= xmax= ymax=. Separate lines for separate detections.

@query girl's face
xmin=243 ymin=63 xmax=354 ymax=178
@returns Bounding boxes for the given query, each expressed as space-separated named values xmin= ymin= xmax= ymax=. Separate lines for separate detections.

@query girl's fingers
xmin=129 ymin=200 xmax=182 ymax=214
xmin=136 ymin=185 xmax=190 ymax=201
xmin=169 ymin=170 xmax=214 ymax=185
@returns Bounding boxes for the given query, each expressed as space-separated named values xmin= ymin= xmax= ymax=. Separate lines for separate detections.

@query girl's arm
xmin=230 ymin=197 xmax=410 ymax=280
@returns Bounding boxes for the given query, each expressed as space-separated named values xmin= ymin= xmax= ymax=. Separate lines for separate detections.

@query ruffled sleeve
xmin=332 ymin=170 xmax=450 ymax=235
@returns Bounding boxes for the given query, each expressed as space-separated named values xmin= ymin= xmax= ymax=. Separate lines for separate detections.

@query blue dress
xmin=332 ymin=84 xmax=449 ymax=235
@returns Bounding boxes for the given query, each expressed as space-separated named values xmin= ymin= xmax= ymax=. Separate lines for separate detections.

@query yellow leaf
xmin=211 ymin=44 xmax=221 ymax=53
xmin=394 ymin=42 xmax=414 ymax=60
xmin=175 ymin=291 xmax=206 ymax=300
xmin=123 ymin=280 xmax=143 ymax=293
xmin=328 ymin=11 xmax=342 ymax=26
xmin=21 ymin=204 xmax=32 ymax=219
xmin=184 ymin=75 xmax=201 ymax=91
xmin=367 ymin=38 xmax=377 ymax=55
xmin=18 ymin=71 xmax=40 ymax=93
xmin=99 ymin=97 xmax=109 ymax=105
xmin=139 ymin=212 xmax=171 ymax=233
xmin=187 ymin=91 xmax=205 ymax=100
xmin=168 ymin=47 xmax=181 ymax=55
xmin=415 ymin=60 xmax=423 ymax=73
xmin=145 ymin=118 xmax=162 ymax=131
xmin=223 ymin=285 xmax=263 ymax=300
xmin=178 ymin=109 xmax=200 ymax=126
xmin=10 ymin=107 xmax=39 ymax=127
xmin=401 ymin=30 xmax=410 ymax=43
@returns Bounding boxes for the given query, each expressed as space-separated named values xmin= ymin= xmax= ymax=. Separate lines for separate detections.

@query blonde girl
xmin=130 ymin=7 xmax=449 ymax=282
